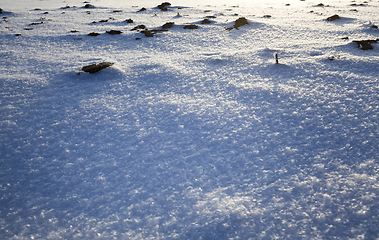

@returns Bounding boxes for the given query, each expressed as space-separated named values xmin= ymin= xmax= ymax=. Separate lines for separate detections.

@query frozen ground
xmin=1 ymin=0 xmax=379 ymax=239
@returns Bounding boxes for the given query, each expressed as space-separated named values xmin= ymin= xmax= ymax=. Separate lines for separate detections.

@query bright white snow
xmin=1 ymin=0 xmax=379 ymax=239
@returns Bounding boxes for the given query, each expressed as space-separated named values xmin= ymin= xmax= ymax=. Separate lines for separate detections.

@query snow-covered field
xmin=1 ymin=0 xmax=379 ymax=239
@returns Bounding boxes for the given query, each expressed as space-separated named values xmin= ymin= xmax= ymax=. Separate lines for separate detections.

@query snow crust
xmin=1 ymin=0 xmax=379 ymax=239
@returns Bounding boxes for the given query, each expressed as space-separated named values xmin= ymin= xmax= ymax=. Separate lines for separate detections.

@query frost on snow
xmin=1 ymin=0 xmax=379 ymax=239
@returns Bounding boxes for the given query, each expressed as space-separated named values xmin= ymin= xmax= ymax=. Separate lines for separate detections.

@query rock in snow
xmin=87 ymin=32 xmax=100 ymax=36
xmin=106 ymin=30 xmax=123 ymax=35
xmin=183 ymin=24 xmax=198 ymax=29
xmin=131 ymin=24 xmax=146 ymax=31
xmin=81 ymin=62 xmax=114 ymax=73
xmin=327 ymin=14 xmax=340 ymax=21
xmin=157 ymin=2 xmax=171 ymax=11
xmin=84 ymin=3 xmax=95 ymax=8
xmin=353 ymin=39 xmax=379 ymax=50
xmin=226 ymin=17 xmax=249 ymax=30
xmin=201 ymin=19 xmax=212 ymax=24
xmin=162 ymin=22 xmax=174 ymax=29
xmin=140 ymin=29 xmax=168 ymax=37
xmin=234 ymin=17 xmax=249 ymax=28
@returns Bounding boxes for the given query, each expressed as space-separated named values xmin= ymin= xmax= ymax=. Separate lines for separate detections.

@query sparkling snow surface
xmin=1 ymin=0 xmax=379 ymax=239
